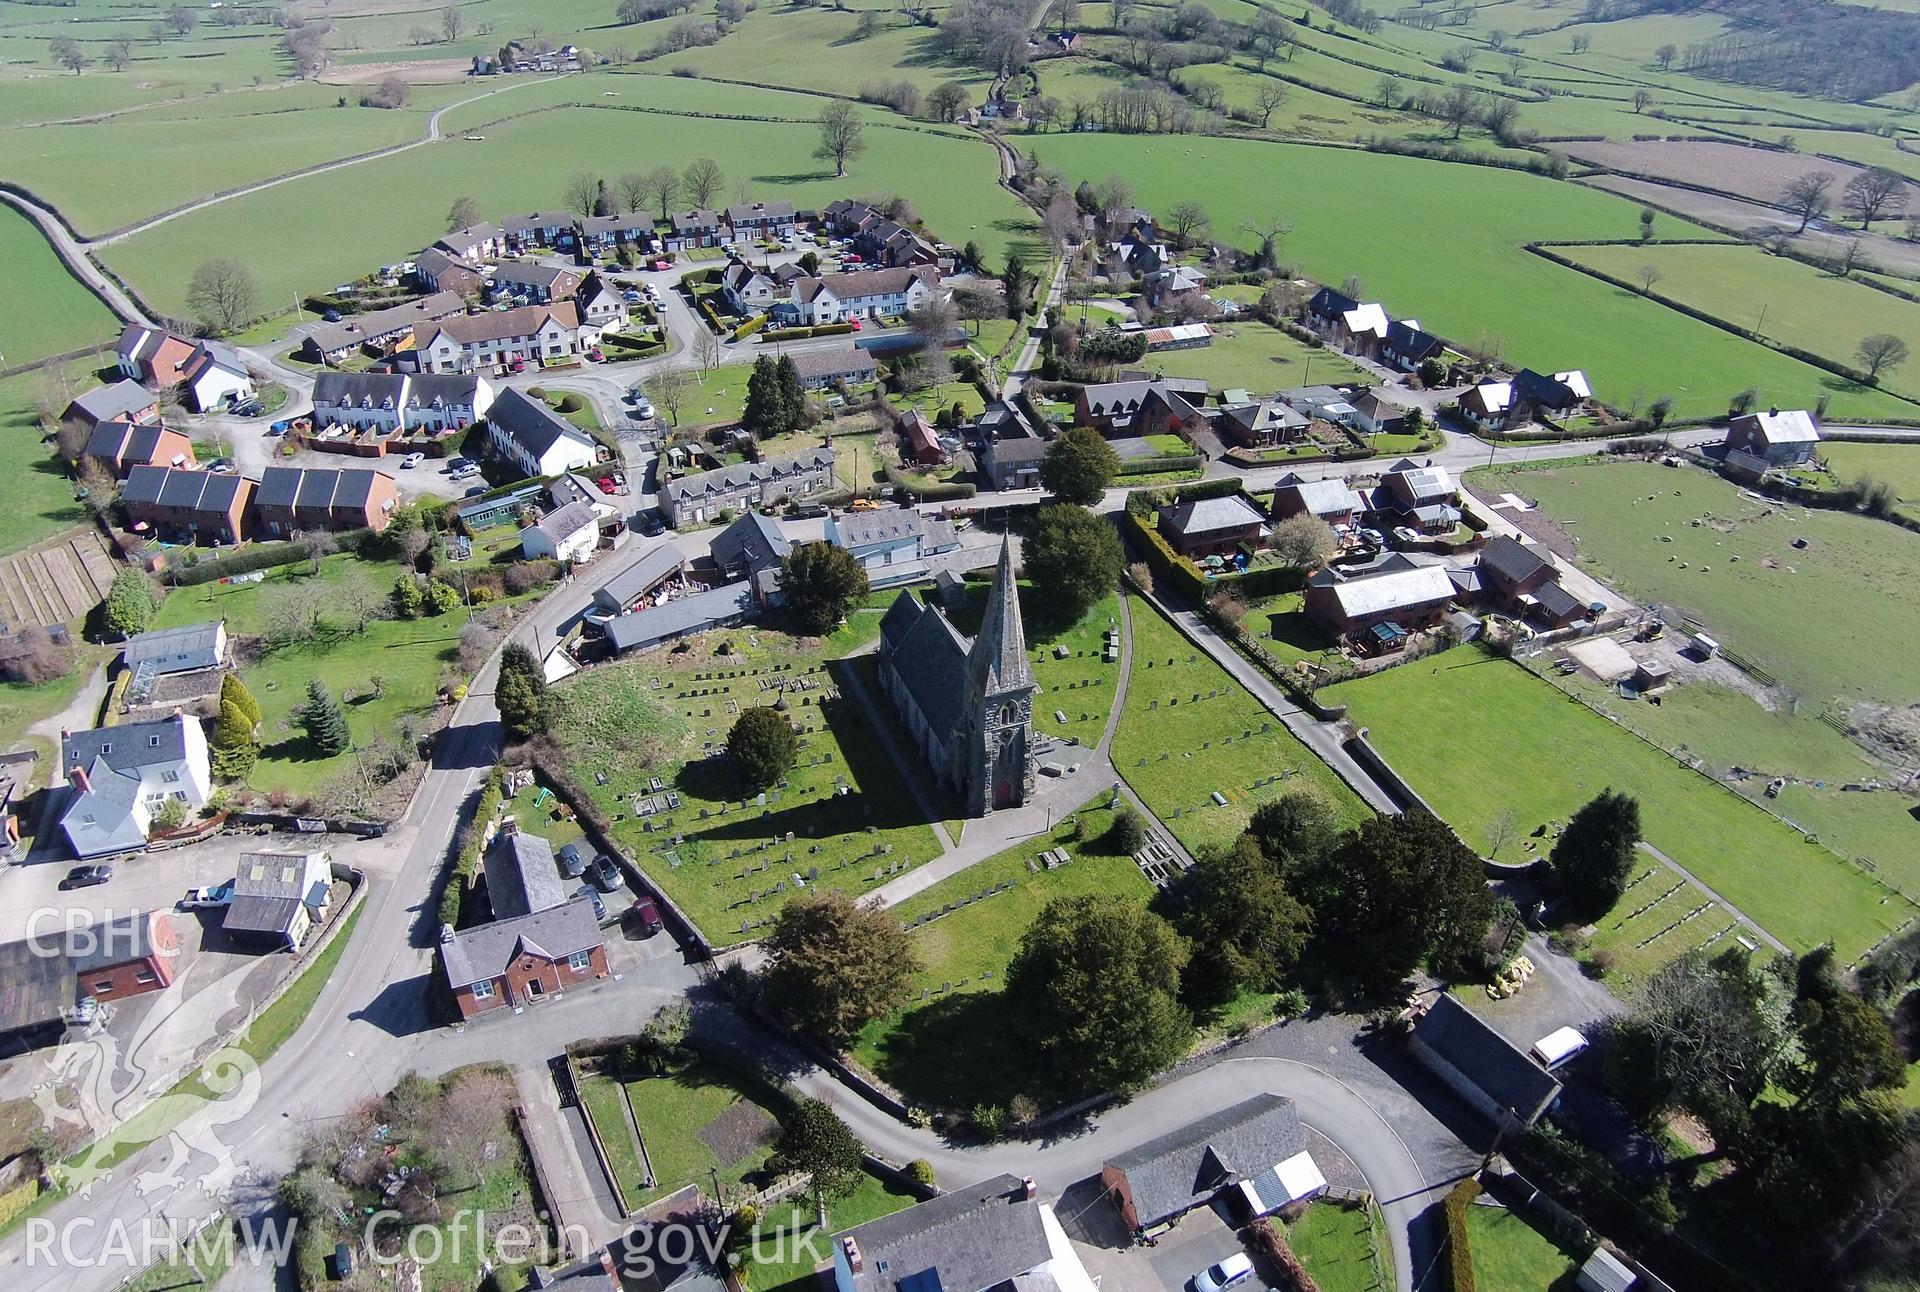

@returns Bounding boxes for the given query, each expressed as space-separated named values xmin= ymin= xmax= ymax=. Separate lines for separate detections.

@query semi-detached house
xmin=311 ymin=372 xmax=495 ymax=435
xmin=302 ymin=291 xmax=467 ymax=365
xmin=120 ymin=466 xmax=253 ymax=545
xmin=409 ymin=302 xmax=584 ymax=374
xmin=501 ymin=211 xmax=576 ymax=252
xmin=725 ymin=200 xmax=796 ymax=240
xmin=485 ymin=388 xmax=602 ymax=478
xmin=786 ymin=266 xmax=943 ymax=326
xmin=253 ymin=466 xmax=400 ymax=536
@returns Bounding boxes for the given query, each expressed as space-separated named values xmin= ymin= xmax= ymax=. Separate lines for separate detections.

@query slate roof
xmin=64 ymin=715 xmax=190 ymax=778
xmin=786 ymin=347 xmax=877 ymax=383
xmin=972 ymin=400 xmax=1037 ymax=439
xmin=1163 ymin=494 xmax=1266 ymax=537
xmin=794 ymin=266 xmax=939 ymax=303
xmin=708 ymin=512 xmax=790 ymax=576
xmin=122 ymin=466 xmax=248 ymax=515
xmin=1384 ymin=462 xmax=1455 ymax=503
xmin=881 ymin=591 xmax=972 ymax=740
xmin=418 ymin=301 xmax=579 ymax=347
xmin=580 ymin=212 xmax=648 ymax=237
xmin=966 ymin=537 xmax=1030 ymax=697
xmin=308 ymin=291 xmax=465 ymax=354
xmin=441 ymin=897 xmax=603 ymax=989
xmin=833 ymin=1173 xmax=1053 ymax=1292
xmin=85 ymin=421 xmax=186 ymax=468
xmin=604 ymin=582 xmax=755 ymax=652
xmin=593 ymin=545 xmax=688 ymax=612
xmin=494 ymin=261 xmax=577 ymax=290
xmin=1532 ymin=580 xmax=1585 ymax=621
xmin=832 ymin=506 xmax=955 ymax=552
xmin=482 ymin=831 xmax=568 ymax=920
xmin=232 ymin=850 xmax=332 ymax=906
xmin=502 ymin=210 xmax=575 ymax=233
xmin=1273 ymin=472 xmax=1361 ymax=518
xmin=1731 ymin=407 xmax=1820 ymax=445
xmin=1308 ymin=286 xmax=1360 ymax=319
xmin=1479 ymin=535 xmax=1553 ymax=588
xmin=662 ymin=448 xmax=835 ymax=508
xmin=121 ymin=622 xmax=223 ymax=675
xmin=68 ymin=380 xmax=154 ymax=424
xmin=313 ymin=371 xmax=408 ymax=408
xmin=1104 ymin=1093 xmax=1307 ymax=1229
xmin=1511 ymin=368 xmax=1583 ymax=409
xmin=1325 ymin=565 xmax=1457 ymax=618
xmin=670 ymin=208 xmax=722 ymax=233
xmin=1413 ymin=994 xmax=1562 ymax=1125
xmin=1079 ymin=380 xmax=1201 ymax=421
xmin=488 ymin=387 xmax=596 ymax=462
xmin=256 ymin=466 xmax=391 ymax=514
xmin=222 ymin=896 xmax=305 ymax=937
xmin=0 ymin=912 xmax=166 ymax=1034
xmin=725 ymin=200 xmax=795 ymax=223
xmin=1384 ymin=319 xmax=1442 ymax=360
xmin=532 ymin=500 xmax=598 ymax=545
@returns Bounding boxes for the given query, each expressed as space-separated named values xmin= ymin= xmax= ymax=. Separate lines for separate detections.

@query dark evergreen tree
xmin=1551 ymin=787 xmax=1642 ymax=918
xmin=299 ymin=680 xmax=351 ymax=756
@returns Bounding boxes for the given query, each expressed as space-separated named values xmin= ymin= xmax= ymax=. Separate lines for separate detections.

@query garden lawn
xmin=577 ymin=1073 xmax=645 ymax=1203
xmin=1560 ymin=242 xmax=1920 ymax=403
xmin=0 ymin=207 xmax=118 ymax=367
xmin=152 ymin=554 xmax=464 ymax=796
xmin=617 ymin=1058 xmax=787 ymax=1209
xmin=1116 ymin=593 xmax=1369 ymax=855
xmin=1322 ymin=650 xmax=1902 ymax=961
xmin=548 ymin=620 xmax=943 ymax=948
xmin=1027 ymin=135 xmax=1910 ymax=418
xmin=1143 ymin=322 xmax=1373 ymax=395
xmin=102 ymin=84 xmax=1032 ymax=318
xmin=1464 ymin=1203 xmax=1584 ymax=1289
xmin=1481 ymin=459 xmax=1920 ymax=710
xmin=748 ymin=1175 xmax=920 ymax=1292
xmin=1816 ymin=441 xmax=1920 ymax=520
xmin=850 ymin=804 xmax=1154 ymax=1107
xmin=0 ymin=374 xmax=93 ymax=558
xmin=1286 ymin=1201 xmax=1392 ymax=1292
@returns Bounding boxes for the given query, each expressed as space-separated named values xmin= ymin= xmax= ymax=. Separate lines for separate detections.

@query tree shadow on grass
xmin=869 ymin=990 xmax=1039 ymax=1110
xmin=751 ymin=170 xmax=840 ymax=187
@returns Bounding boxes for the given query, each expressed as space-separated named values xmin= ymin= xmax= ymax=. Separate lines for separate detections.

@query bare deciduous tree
xmin=442 ymin=2 xmax=464 ymax=42
xmin=1843 ymin=166 xmax=1907 ymax=230
xmin=186 ymin=258 xmax=259 ymax=334
xmin=646 ymin=164 xmax=682 ymax=221
xmin=1781 ymin=172 xmax=1833 ymax=234
xmin=814 ymin=101 xmax=865 ymax=178
xmin=682 ymin=157 xmax=724 ymax=208
xmin=1637 ymin=263 xmax=1663 ymax=294
xmin=1253 ymin=81 xmax=1289 ymax=127
xmin=562 ymin=172 xmax=601 ymax=221
xmin=651 ymin=368 xmax=692 ymax=426
xmin=1857 ymin=333 xmax=1910 ymax=381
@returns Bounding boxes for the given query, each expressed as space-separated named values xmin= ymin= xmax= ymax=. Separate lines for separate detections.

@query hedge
xmin=884 ymin=461 xmax=978 ymax=501
xmin=1246 ymin=1218 xmax=1321 ymax=1292
xmin=1124 ymin=508 xmax=1208 ymax=602
xmin=697 ymin=297 xmax=729 ymax=334
xmin=764 ymin=322 xmax=856 ymax=341
xmin=1124 ymin=475 xmax=1246 ymax=516
xmin=1115 ymin=452 xmax=1204 ymax=476
xmin=165 ymin=538 xmax=351 ymax=586
xmin=439 ymin=767 xmax=504 ymax=928
xmin=733 ymin=313 xmax=769 ymax=341
xmin=1443 ymin=1177 xmax=1482 ymax=1292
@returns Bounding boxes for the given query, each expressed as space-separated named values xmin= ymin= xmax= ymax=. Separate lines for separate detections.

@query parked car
xmin=445 ymin=456 xmax=474 ymax=472
xmin=622 ymin=290 xmax=644 ymax=304
xmin=573 ymin=885 xmax=607 ymax=922
xmin=464 ymin=485 xmax=487 ymax=498
xmin=586 ymin=854 xmax=622 ymax=892
xmin=651 ymin=259 xmax=672 ymax=271
xmin=1192 ymin=1255 xmax=1254 ymax=1292
xmin=633 ymin=399 xmax=656 ymax=421
xmin=178 ymin=881 xmax=234 ymax=910
xmin=61 ymin=864 xmax=113 ymax=891
xmin=848 ymin=318 xmax=863 ymax=331
xmin=321 ymin=309 xmax=342 ymax=323
xmin=597 ymin=477 xmax=617 ymax=494
xmin=557 ymin=843 xmax=588 ymax=878
xmin=631 ymin=895 xmax=664 ymax=936
xmin=401 ymin=452 xmax=426 ymax=469
xmin=232 ymin=401 xmax=262 ymax=418
xmin=635 ymin=509 xmax=664 ymax=536
xmin=205 ymin=458 xmax=236 ymax=474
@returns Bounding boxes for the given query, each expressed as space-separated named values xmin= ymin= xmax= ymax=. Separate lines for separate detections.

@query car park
xmin=61 ymin=864 xmax=113 ymax=891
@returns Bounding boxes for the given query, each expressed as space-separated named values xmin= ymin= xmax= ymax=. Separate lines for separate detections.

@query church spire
xmin=968 ymin=535 xmax=1031 ymax=694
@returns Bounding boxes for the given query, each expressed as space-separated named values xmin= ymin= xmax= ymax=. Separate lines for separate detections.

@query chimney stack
xmin=841 ymin=1238 xmax=863 ymax=1273
xmin=1021 ymin=1175 xmax=1038 ymax=1201
xmin=68 ymin=764 xmax=91 ymax=795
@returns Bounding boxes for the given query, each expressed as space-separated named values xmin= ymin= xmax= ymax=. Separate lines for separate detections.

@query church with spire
xmin=874 ymin=537 xmax=1035 ymax=815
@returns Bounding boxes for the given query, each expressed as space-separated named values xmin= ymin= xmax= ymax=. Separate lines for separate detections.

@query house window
xmin=93 ymin=981 xmax=113 ymax=994
xmin=470 ymin=979 xmax=495 ymax=1000
xmin=135 ymin=972 xmax=157 ymax=985
xmin=567 ymin=950 xmax=593 ymax=972
xmin=161 ymin=770 xmax=180 ymax=784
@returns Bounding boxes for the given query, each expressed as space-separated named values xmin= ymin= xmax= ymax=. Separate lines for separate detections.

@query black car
xmin=60 ymin=864 xmax=113 ymax=890
xmin=586 ymin=853 xmax=622 ymax=892
xmin=557 ymin=843 xmax=587 ymax=878
xmin=634 ymin=510 xmax=664 ymax=537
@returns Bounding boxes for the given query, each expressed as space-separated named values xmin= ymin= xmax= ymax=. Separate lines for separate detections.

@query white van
xmin=1530 ymin=1026 xmax=1589 ymax=1070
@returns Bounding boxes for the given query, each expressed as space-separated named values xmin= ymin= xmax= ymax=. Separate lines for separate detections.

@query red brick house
xmin=898 ymin=409 xmax=944 ymax=466
xmin=120 ymin=466 xmax=253 ymax=545
xmin=1074 ymin=380 xmax=1206 ymax=439
xmin=440 ymin=899 xmax=608 ymax=1018
xmin=1158 ymin=494 xmax=1269 ymax=559
xmin=253 ymin=467 xmax=401 ymax=536
xmin=1301 ymin=558 xmax=1456 ymax=640
xmin=83 ymin=420 xmax=197 ymax=478
xmin=75 ymin=910 xmax=180 ymax=1002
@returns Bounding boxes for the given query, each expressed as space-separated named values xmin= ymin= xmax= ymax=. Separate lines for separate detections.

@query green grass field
xmin=549 ymin=612 xmax=944 ymax=947
xmin=1815 ymin=441 xmax=1920 ymax=519
xmin=1323 ymin=649 xmax=1905 ymax=962
xmin=1116 ymin=592 xmax=1369 ymax=854
xmin=1143 ymin=322 xmax=1374 ymax=395
xmin=1482 ymin=459 xmax=1920 ymax=710
xmin=1027 ymin=135 xmax=1907 ymax=419
xmin=0 ymin=373 xmax=92 ymax=561
xmin=1561 ymin=242 xmax=1920 ymax=403
xmin=0 ymin=206 xmax=118 ymax=366
xmin=1287 ymin=1200 xmax=1393 ymax=1292
xmin=1465 ymin=1203 xmax=1585 ymax=1289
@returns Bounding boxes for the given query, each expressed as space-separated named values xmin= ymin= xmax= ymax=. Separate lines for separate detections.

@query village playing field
xmin=1029 ymin=135 xmax=1910 ymax=420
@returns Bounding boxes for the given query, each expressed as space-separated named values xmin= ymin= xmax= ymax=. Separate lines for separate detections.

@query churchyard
xmin=1115 ymin=593 xmax=1369 ymax=855
xmin=548 ymin=609 xmax=945 ymax=948
xmin=944 ymin=583 xmax=1123 ymax=750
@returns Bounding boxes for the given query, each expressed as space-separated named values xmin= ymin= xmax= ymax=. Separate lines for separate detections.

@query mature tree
xmin=616 ymin=171 xmax=650 ymax=215
xmin=1110 ymin=804 xmax=1147 ymax=853
xmin=743 ymin=355 xmax=792 ymax=435
xmin=726 ymin=705 xmax=797 ymax=792
xmin=299 ymin=680 xmax=352 ymax=756
xmin=1002 ymin=253 xmax=1032 ymax=318
xmin=1604 ymin=947 xmax=1794 ymax=1125
xmin=814 ymin=101 xmax=866 ymax=177
xmin=50 ymin=37 xmax=90 ymax=74
xmin=926 ymin=81 xmax=970 ymax=122
xmin=1268 ymin=513 xmax=1336 ymax=569
xmin=780 ymin=541 xmax=870 ymax=636
xmin=1006 ymin=894 xmax=1193 ymax=1096
xmin=1843 ymin=167 xmax=1907 ymax=229
xmin=168 ymin=5 xmax=198 ymax=36
xmin=1039 ymin=425 xmax=1119 ymax=504
xmin=1780 ymin=172 xmax=1834 ymax=234
xmin=1240 ymin=217 xmax=1291 ymax=270
xmin=901 ymin=296 xmax=958 ymax=391
xmin=649 ymin=367 xmax=691 ymax=426
xmin=1637 ymin=263 xmax=1662 ymax=294
xmin=693 ymin=327 xmax=723 ymax=378
xmin=446 ymin=195 xmax=482 ymax=232
xmin=682 ymin=157 xmax=724 ymax=208
xmin=1569 ymin=31 xmax=1590 ymax=53
xmin=1248 ymin=9 xmax=1291 ymax=68
xmin=1161 ymin=835 xmax=1311 ymax=1006
xmin=186 ymin=258 xmax=259 ymax=334
xmin=761 ymin=890 xmax=919 ymax=1043
xmin=1248 ymin=81 xmax=1289 ymax=129
xmin=1438 ymin=83 xmax=1480 ymax=138
xmin=563 ymin=172 xmax=600 ymax=221
xmin=1794 ymin=992 xmax=1907 ymax=1106
xmin=1653 ymin=42 xmax=1677 ymax=69
xmin=951 ymin=281 xmax=1005 ymax=334
xmin=106 ymin=39 xmax=133 ymax=72
xmin=1639 ymin=206 xmax=1656 ymax=241
xmin=1631 ymin=87 xmax=1654 ymax=113
xmin=772 ymin=1100 xmax=866 ymax=1219
xmin=646 ymin=164 xmax=681 ymax=221
xmin=1550 ymin=787 xmax=1641 ymax=917
xmin=1023 ymin=503 xmax=1122 ymax=623
xmin=1246 ymin=785 xmax=1341 ymax=868
xmin=221 ymin=672 xmax=263 ymax=730
xmin=1857 ymin=333 xmax=1909 ymax=381
xmin=441 ymin=1 xmax=465 ymax=42
xmin=1166 ymin=200 xmax=1210 ymax=250
xmin=103 ymin=570 xmax=157 ymax=638
xmin=1300 ymin=810 xmax=1492 ymax=994
xmin=495 ymin=642 xmax=550 ymax=741
xmin=211 ymin=699 xmax=259 ymax=782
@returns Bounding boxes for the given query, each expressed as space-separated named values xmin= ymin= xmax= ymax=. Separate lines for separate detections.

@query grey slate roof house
xmin=486 ymin=387 xmax=600 ymax=478
xmin=1410 ymin=993 xmax=1563 ymax=1133
xmin=786 ymin=347 xmax=878 ymax=390
xmin=591 ymin=545 xmax=689 ymax=615
xmin=1158 ymin=493 xmax=1270 ymax=558
xmin=59 ymin=714 xmax=212 ymax=859
xmin=222 ymin=850 xmax=334 ymax=950
xmin=830 ymin=1174 xmax=1092 ymax=1292
xmin=979 ymin=433 xmax=1047 ymax=491
xmin=120 ymin=621 xmax=226 ymax=677
xmin=482 ymin=829 xmax=567 ymax=919
xmin=64 ymin=379 xmax=159 ymax=427
xmin=660 ymin=448 xmax=836 ymax=526
xmin=1100 ymin=1092 xmax=1308 ymax=1233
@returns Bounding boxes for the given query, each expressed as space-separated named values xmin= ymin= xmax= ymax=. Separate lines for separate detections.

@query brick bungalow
xmin=1158 ymin=494 xmax=1268 ymax=559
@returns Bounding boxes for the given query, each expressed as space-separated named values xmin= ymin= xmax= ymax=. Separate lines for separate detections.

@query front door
xmin=525 ymin=978 xmax=544 ymax=999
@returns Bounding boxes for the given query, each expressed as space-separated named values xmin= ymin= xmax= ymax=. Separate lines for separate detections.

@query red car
xmin=848 ymin=318 xmax=863 ymax=331
xmin=652 ymin=259 xmax=672 ymax=271
xmin=597 ymin=476 xmax=617 ymax=494
xmin=586 ymin=348 xmax=605 ymax=363
xmin=842 ymin=253 xmax=863 ymax=264
xmin=632 ymin=895 xmax=665 ymax=936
